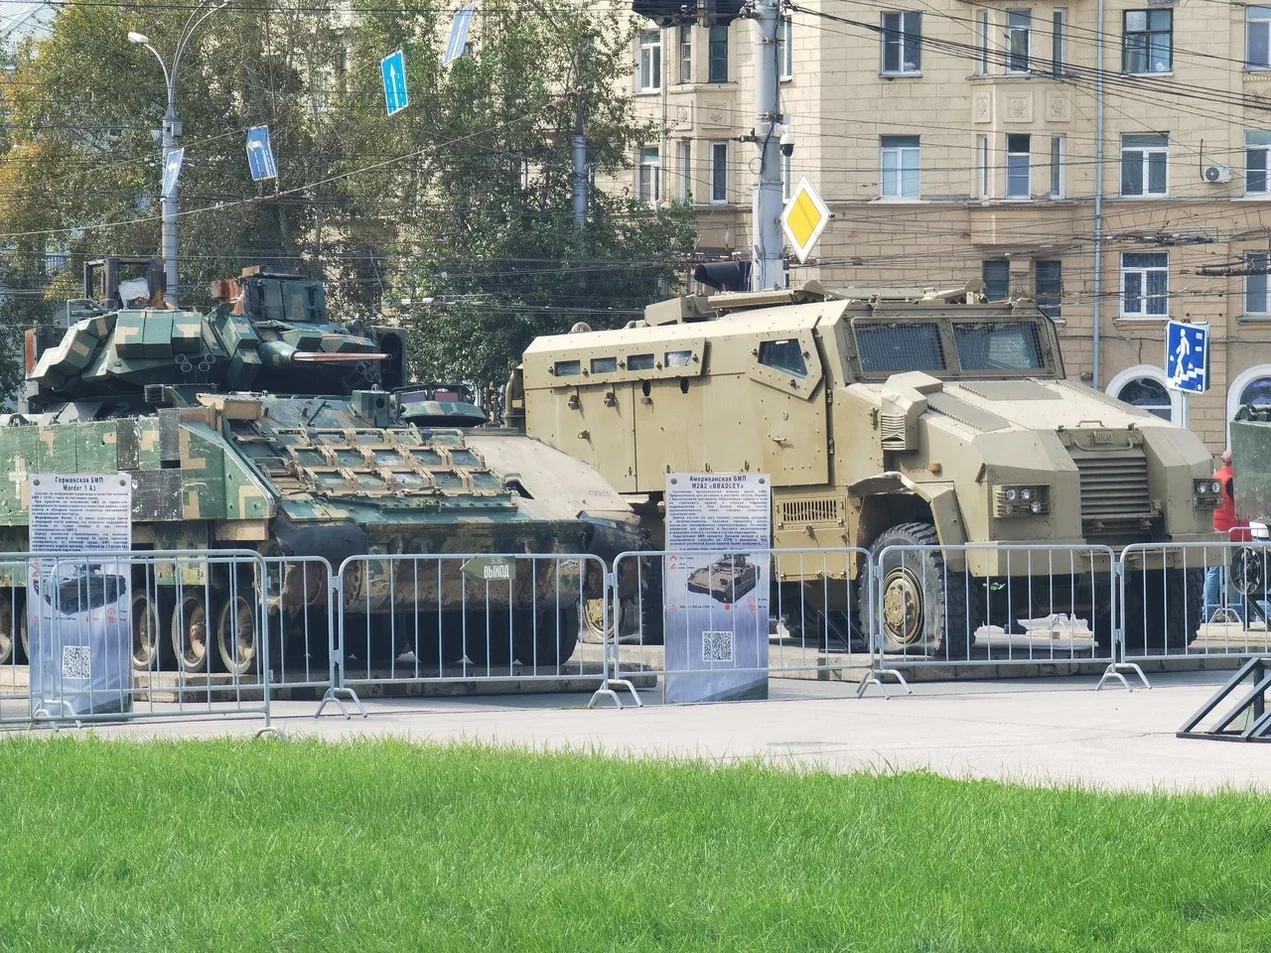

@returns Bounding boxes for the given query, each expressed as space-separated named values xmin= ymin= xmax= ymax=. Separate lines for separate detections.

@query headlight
xmin=994 ymin=485 xmax=1050 ymax=517
xmin=1194 ymin=478 xmax=1222 ymax=508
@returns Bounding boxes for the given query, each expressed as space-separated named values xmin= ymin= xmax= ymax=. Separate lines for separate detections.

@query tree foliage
xmin=0 ymin=0 xmax=696 ymax=402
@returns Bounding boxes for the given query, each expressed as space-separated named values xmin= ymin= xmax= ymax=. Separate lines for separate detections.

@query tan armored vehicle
xmin=508 ymin=283 xmax=1219 ymax=655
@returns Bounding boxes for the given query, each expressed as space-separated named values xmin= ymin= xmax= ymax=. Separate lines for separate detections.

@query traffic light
xmin=693 ymin=260 xmax=751 ymax=292
xmin=630 ymin=0 xmax=747 ymax=27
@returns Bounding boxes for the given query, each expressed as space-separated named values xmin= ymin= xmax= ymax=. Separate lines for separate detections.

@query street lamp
xmin=127 ymin=1 xmax=231 ymax=305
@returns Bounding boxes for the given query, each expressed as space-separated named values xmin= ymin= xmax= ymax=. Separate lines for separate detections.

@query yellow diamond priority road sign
xmin=781 ymin=177 xmax=831 ymax=264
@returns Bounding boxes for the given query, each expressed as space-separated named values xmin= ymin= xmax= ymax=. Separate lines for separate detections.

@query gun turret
xmin=21 ymin=260 xmax=407 ymax=418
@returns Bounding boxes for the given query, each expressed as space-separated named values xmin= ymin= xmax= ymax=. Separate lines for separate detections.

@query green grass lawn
xmin=0 ymin=739 xmax=1268 ymax=952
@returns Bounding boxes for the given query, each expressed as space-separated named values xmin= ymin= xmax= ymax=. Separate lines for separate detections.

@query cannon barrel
xmin=257 ymin=339 xmax=388 ymax=369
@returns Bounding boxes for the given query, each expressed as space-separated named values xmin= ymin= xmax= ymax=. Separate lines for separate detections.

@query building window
xmin=1049 ymin=136 xmax=1064 ymax=198
xmin=1121 ymin=252 xmax=1169 ymax=318
xmin=881 ymin=135 xmax=920 ymax=198
xmin=1036 ymin=260 xmax=1062 ymax=320
xmin=1121 ymin=133 xmax=1168 ymax=197
xmin=1249 ymin=7 xmax=1271 ymax=69
xmin=983 ymin=259 xmax=1010 ymax=300
xmin=782 ymin=151 xmax=793 ymax=202
xmin=638 ymin=30 xmax=662 ymax=92
xmin=1051 ymin=10 xmax=1065 ymax=75
xmin=881 ymin=11 xmax=922 ymax=75
xmin=1111 ymin=371 xmax=1178 ymax=422
xmin=1248 ymin=132 xmax=1271 ymax=196
xmin=708 ymin=24 xmax=728 ymax=82
xmin=1006 ymin=10 xmax=1031 ymax=72
xmin=1228 ymin=366 xmax=1271 ymax=433
xmin=638 ymin=145 xmax=660 ymax=205
xmin=710 ymin=141 xmax=728 ymax=204
xmin=1247 ymin=251 xmax=1269 ymax=316
xmin=977 ymin=9 xmax=990 ymax=73
xmin=677 ymin=139 xmax=691 ymax=203
xmin=976 ymin=134 xmax=989 ymax=199
xmin=779 ymin=16 xmax=793 ymax=80
xmin=1006 ymin=133 xmax=1030 ymax=198
xmin=1123 ymin=10 xmax=1172 ymax=74
xmin=678 ymin=24 xmax=692 ymax=84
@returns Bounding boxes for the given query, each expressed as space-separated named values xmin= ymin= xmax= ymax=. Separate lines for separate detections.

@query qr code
xmin=62 ymin=646 xmax=91 ymax=680
xmin=702 ymin=630 xmax=734 ymax=663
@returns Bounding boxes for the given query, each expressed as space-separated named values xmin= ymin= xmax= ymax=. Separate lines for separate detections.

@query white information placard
xmin=28 ymin=473 xmax=133 ymax=717
xmin=663 ymin=473 xmax=771 ymax=704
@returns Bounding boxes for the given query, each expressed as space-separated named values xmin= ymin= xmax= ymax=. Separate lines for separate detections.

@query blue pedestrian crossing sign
xmin=161 ymin=147 xmax=184 ymax=199
xmin=1165 ymin=320 xmax=1210 ymax=394
xmin=245 ymin=125 xmax=278 ymax=182
xmin=444 ymin=6 xmax=475 ymax=65
xmin=381 ymin=49 xmax=409 ymax=116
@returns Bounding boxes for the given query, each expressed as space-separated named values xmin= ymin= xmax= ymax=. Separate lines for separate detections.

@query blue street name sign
xmin=382 ymin=49 xmax=409 ymax=116
xmin=1165 ymin=319 xmax=1210 ymax=395
xmin=245 ymin=125 xmax=278 ymax=182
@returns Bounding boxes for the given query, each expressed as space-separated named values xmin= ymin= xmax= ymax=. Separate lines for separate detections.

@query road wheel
xmin=1121 ymin=568 xmax=1204 ymax=655
xmin=171 ymin=591 xmax=211 ymax=674
xmin=130 ymin=588 xmax=171 ymax=671
xmin=863 ymin=521 xmax=972 ymax=660
xmin=514 ymin=606 xmax=580 ymax=670
xmin=0 ymin=591 xmax=24 ymax=666
xmin=217 ymin=593 xmax=259 ymax=676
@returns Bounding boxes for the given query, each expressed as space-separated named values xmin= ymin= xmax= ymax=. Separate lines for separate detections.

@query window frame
xmin=1248 ymin=6 xmax=1271 ymax=69
xmin=1048 ymin=136 xmax=1064 ymax=198
xmin=1122 ymin=9 xmax=1173 ymax=75
xmin=1247 ymin=133 xmax=1271 ymax=196
xmin=678 ymin=23 xmax=692 ymax=84
xmin=1036 ymin=259 xmax=1062 ymax=321
xmin=1108 ymin=366 xmax=1182 ymax=423
xmin=638 ymin=145 xmax=661 ymax=206
xmin=1120 ymin=251 xmax=1170 ymax=319
xmin=1006 ymin=10 xmax=1031 ymax=73
xmin=677 ymin=139 xmax=692 ymax=204
xmin=977 ymin=9 xmax=990 ymax=74
xmin=983 ymin=259 xmax=1010 ymax=301
xmin=1246 ymin=251 xmax=1270 ymax=316
xmin=881 ymin=10 xmax=922 ymax=76
xmin=637 ymin=30 xmax=662 ymax=92
xmin=710 ymin=140 xmax=729 ymax=205
xmin=1121 ymin=133 xmax=1169 ymax=197
xmin=708 ymin=23 xmax=729 ymax=83
xmin=1051 ymin=9 xmax=1065 ymax=76
xmin=779 ymin=16 xmax=793 ymax=80
xmin=976 ymin=134 xmax=990 ymax=199
xmin=1006 ymin=133 xmax=1031 ymax=199
xmin=880 ymin=134 xmax=921 ymax=199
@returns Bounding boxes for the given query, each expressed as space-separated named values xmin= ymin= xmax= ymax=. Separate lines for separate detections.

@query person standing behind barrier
xmin=1205 ymin=450 xmax=1249 ymax=622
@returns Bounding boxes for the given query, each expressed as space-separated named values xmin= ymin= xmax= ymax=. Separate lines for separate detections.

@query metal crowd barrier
xmin=0 ymin=549 xmax=275 ymax=732
xmin=331 ymin=552 xmax=610 ymax=711
xmin=868 ymin=543 xmax=1127 ymax=692
xmin=605 ymin=547 xmax=874 ymax=704
xmin=1118 ymin=540 xmax=1271 ymax=686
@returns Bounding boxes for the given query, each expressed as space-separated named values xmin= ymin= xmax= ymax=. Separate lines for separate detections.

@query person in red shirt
xmin=1205 ymin=450 xmax=1248 ymax=621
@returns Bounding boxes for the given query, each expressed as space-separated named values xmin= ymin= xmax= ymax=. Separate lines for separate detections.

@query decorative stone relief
xmin=1003 ymin=91 xmax=1033 ymax=123
xmin=698 ymin=97 xmax=731 ymax=129
xmin=1045 ymin=91 xmax=1072 ymax=123
xmin=670 ymin=102 xmax=693 ymax=131
xmin=973 ymin=89 xmax=993 ymax=124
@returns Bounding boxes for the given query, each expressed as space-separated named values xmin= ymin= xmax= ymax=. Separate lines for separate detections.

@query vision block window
xmin=554 ymin=360 xmax=581 ymax=376
xmin=758 ymin=339 xmax=807 ymax=377
xmin=855 ymin=322 xmax=947 ymax=374
xmin=665 ymin=349 xmax=693 ymax=367
xmin=628 ymin=353 xmax=655 ymax=370
xmin=590 ymin=357 xmax=617 ymax=374
xmin=953 ymin=322 xmax=1045 ymax=371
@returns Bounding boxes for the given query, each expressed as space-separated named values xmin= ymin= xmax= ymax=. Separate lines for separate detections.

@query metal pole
xmin=161 ymin=90 xmax=180 ymax=306
xmin=751 ymin=0 xmax=784 ymax=290
xmin=572 ymin=36 xmax=589 ymax=232
xmin=1091 ymin=0 xmax=1105 ymax=388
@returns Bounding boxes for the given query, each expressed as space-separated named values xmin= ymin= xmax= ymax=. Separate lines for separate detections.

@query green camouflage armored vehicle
xmin=509 ymin=282 xmax=1220 ymax=655
xmin=0 ymin=259 xmax=640 ymax=674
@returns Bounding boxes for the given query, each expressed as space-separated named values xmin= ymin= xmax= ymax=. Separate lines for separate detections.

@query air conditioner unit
xmin=1203 ymin=164 xmax=1233 ymax=184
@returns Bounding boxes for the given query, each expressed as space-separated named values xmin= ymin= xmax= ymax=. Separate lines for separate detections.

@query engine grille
xmin=1073 ymin=450 xmax=1151 ymax=521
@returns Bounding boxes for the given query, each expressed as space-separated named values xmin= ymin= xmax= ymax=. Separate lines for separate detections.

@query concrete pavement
xmin=9 ymin=671 xmax=1271 ymax=794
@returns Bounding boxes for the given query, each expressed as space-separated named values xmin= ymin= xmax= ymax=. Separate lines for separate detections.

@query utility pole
xmin=572 ymin=37 xmax=590 ymax=232
xmin=750 ymin=0 xmax=785 ymax=290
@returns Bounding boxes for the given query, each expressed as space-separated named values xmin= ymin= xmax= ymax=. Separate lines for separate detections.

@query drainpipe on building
xmin=1092 ymin=0 xmax=1105 ymax=389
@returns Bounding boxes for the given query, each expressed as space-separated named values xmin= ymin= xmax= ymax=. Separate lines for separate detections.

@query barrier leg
xmin=316 ymin=686 xmax=366 ymax=719
xmin=856 ymin=667 xmax=911 ymax=699
xmin=1097 ymin=661 xmax=1151 ymax=691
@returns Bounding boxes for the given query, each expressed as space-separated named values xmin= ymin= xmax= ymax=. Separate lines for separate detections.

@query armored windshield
xmin=851 ymin=316 xmax=1057 ymax=379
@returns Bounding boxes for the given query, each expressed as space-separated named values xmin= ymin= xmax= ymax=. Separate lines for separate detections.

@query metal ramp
xmin=1177 ymin=657 xmax=1271 ymax=742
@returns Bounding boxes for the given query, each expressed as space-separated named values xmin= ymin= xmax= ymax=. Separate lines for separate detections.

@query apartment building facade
xmin=625 ymin=0 xmax=1271 ymax=453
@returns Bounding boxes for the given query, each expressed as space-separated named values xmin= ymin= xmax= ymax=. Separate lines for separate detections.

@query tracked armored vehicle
xmin=510 ymin=282 xmax=1219 ymax=655
xmin=0 ymin=259 xmax=639 ymax=674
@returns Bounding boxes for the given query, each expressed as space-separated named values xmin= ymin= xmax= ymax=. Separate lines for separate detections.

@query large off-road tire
xmin=513 ymin=606 xmax=580 ymax=670
xmin=1121 ymin=567 xmax=1205 ymax=655
xmin=863 ymin=522 xmax=973 ymax=660
xmin=130 ymin=587 xmax=173 ymax=672
xmin=217 ymin=592 xmax=259 ymax=677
